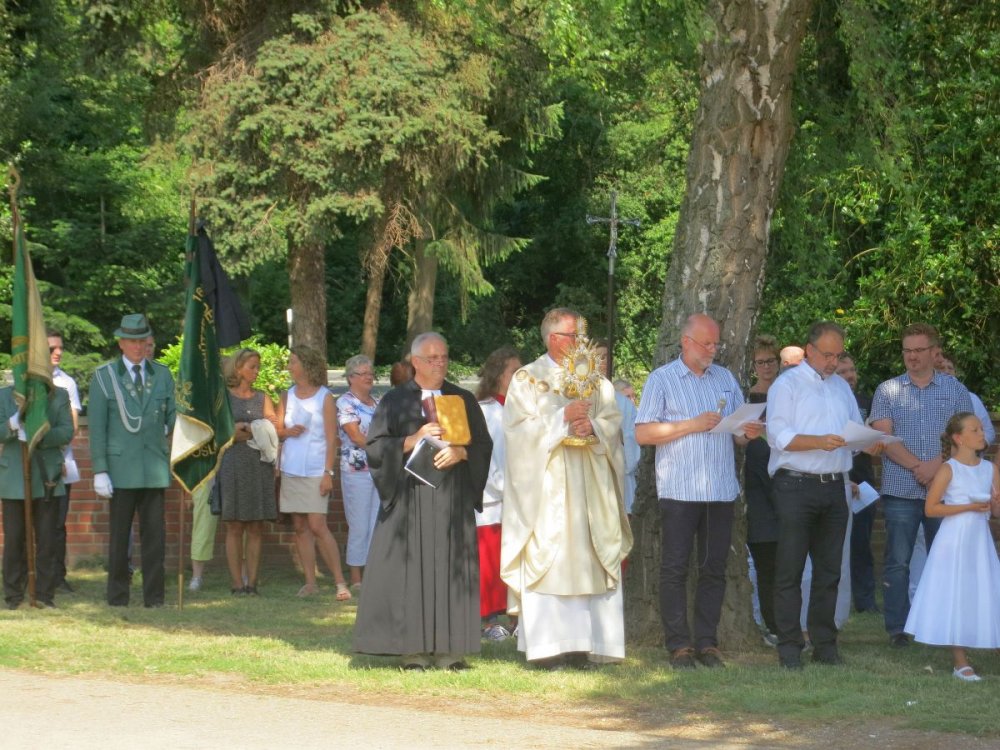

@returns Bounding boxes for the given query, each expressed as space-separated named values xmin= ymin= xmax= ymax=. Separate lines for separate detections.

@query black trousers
xmin=659 ymin=499 xmax=734 ymax=652
xmin=107 ymin=488 xmax=165 ymax=607
xmin=772 ymin=473 xmax=848 ymax=662
xmin=55 ymin=482 xmax=73 ymax=584
xmin=2 ymin=496 xmax=60 ymax=606
xmin=850 ymin=501 xmax=878 ymax=611
xmin=747 ymin=540 xmax=778 ymax=635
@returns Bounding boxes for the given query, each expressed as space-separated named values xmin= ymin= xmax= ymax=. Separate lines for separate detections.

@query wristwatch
xmin=325 ymin=469 xmax=336 ymax=477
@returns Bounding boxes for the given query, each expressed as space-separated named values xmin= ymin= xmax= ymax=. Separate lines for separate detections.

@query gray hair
xmin=344 ymin=354 xmax=373 ymax=378
xmin=410 ymin=332 xmax=448 ymax=356
xmin=613 ymin=378 xmax=633 ymax=392
xmin=540 ymin=307 xmax=579 ymax=343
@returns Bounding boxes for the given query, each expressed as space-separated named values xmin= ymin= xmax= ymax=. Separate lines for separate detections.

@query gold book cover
xmin=433 ymin=395 xmax=471 ymax=446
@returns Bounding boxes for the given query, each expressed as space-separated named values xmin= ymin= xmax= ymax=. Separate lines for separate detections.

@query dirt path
xmin=2 ymin=668 xmax=994 ymax=749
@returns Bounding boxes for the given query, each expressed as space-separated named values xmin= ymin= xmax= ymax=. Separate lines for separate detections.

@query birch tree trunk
xmin=288 ymin=240 xmax=328 ymax=360
xmin=627 ymin=0 xmax=815 ymax=647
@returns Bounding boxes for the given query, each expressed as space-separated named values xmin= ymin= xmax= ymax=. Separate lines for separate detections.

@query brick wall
xmin=0 ymin=421 xmax=348 ymax=572
xmin=2 ymin=417 xmax=997 ymax=572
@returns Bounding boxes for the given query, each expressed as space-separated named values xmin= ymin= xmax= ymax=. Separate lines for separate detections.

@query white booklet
xmin=851 ymin=481 xmax=880 ymax=513
xmin=839 ymin=421 xmax=903 ymax=451
xmin=708 ymin=401 xmax=766 ymax=435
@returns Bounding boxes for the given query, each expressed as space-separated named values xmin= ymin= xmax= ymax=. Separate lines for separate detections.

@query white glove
xmin=8 ymin=413 xmax=19 ymax=431
xmin=94 ymin=472 xmax=114 ymax=499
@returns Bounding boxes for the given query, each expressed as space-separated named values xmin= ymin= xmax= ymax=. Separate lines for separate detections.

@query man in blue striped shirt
xmin=636 ymin=313 xmax=762 ymax=669
xmin=871 ymin=323 xmax=972 ymax=647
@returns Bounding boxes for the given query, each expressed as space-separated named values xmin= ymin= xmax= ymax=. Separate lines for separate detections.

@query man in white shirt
xmin=766 ymin=321 xmax=873 ymax=669
xmin=47 ymin=331 xmax=81 ymax=593
xmin=635 ymin=314 xmax=762 ymax=669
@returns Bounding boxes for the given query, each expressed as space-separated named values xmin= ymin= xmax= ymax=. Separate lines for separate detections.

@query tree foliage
xmin=760 ymin=0 xmax=1000 ymax=405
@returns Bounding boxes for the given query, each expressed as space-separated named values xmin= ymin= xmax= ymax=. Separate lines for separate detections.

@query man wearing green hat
xmin=88 ymin=313 xmax=176 ymax=607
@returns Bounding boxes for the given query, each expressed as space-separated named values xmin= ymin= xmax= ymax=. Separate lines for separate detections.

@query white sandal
xmin=953 ymin=666 xmax=982 ymax=682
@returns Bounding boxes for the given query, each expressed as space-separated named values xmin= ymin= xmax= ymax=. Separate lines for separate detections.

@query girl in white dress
xmin=904 ymin=412 xmax=1000 ymax=682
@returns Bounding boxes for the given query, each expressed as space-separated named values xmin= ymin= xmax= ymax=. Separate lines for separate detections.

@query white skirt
xmin=905 ymin=510 xmax=1000 ymax=648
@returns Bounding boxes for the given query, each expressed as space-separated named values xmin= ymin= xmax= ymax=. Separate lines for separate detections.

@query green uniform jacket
xmin=88 ymin=358 xmax=176 ymax=489
xmin=0 ymin=386 xmax=74 ymax=500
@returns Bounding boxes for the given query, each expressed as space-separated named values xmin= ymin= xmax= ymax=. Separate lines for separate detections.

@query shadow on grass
xmin=6 ymin=566 xmax=1000 ymax=741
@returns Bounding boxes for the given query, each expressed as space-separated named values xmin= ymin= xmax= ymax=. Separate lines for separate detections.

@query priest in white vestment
xmin=501 ymin=308 xmax=633 ymax=668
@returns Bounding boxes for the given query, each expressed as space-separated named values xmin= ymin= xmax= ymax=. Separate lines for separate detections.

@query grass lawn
xmin=2 ymin=564 xmax=998 ymax=740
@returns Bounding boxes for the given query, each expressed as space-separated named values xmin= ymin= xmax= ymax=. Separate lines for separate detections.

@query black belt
xmin=775 ymin=468 xmax=843 ymax=484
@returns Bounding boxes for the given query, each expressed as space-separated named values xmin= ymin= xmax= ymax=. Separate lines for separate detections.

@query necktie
xmin=132 ymin=363 xmax=143 ymax=395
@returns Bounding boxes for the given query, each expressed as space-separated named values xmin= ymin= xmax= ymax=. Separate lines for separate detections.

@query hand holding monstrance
xmin=559 ymin=317 xmax=602 ymax=445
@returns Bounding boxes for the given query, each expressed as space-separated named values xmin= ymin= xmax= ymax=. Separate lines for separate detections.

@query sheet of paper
xmin=708 ymin=401 xmax=766 ymax=435
xmin=839 ymin=421 xmax=903 ymax=451
xmin=851 ymin=481 xmax=879 ymax=514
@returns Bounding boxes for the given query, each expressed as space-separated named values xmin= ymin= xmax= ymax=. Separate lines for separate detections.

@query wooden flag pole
xmin=9 ymin=167 xmax=38 ymax=608
xmin=176 ymin=197 xmax=199 ymax=611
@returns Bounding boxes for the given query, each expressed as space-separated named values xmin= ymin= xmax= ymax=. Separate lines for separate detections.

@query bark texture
xmin=406 ymin=239 xmax=438 ymax=343
xmin=288 ymin=240 xmax=327 ymax=360
xmin=627 ymin=0 xmax=815 ymax=647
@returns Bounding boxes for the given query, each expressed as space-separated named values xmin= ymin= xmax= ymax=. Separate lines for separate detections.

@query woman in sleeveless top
xmin=276 ymin=346 xmax=351 ymax=601
xmin=218 ymin=348 xmax=277 ymax=595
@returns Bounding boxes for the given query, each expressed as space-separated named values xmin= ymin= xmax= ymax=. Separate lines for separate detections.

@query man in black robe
xmin=353 ymin=332 xmax=492 ymax=670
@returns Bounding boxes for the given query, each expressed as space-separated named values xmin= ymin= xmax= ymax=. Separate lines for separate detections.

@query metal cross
xmin=586 ymin=190 xmax=640 ymax=379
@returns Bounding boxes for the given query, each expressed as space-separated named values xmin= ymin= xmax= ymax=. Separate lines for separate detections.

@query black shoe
xmin=855 ymin=604 xmax=880 ymax=614
xmin=696 ymin=647 xmax=725 ymax=668
xmin=565 ymin=652 xmax=600 ymax=671
xmin=59 ymin=580 xmax=75 ymax=593
xmin=39 ymin=600 xmax=57 ymax=609
xmin=812 ymin=651 xmax=844 ymax=666
xmin=243 ymin=585 xmax=259 ymax=596
xmin=144 ymin=603 xmax=164 ymax=609
xmin=231 ymin=587 xmax=246 ymax=596
xmin=890 ymin=633 xmax=910 ymax=648
xmin=670 ymin=647 xmax=697 ymax=670
xmin=533 ymin=655 xmax=568 ymax=671
xmin=445 ymin=661 xmax=471 ymax=672
xmin=780 ymin=657 xmax=804 ymax=670
xmin=402 ymin=663 xmax=426 ymax=672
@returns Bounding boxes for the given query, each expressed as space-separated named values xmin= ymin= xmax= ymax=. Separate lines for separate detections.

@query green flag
xmin=11 ymin=207 xmax=53 ymax=454
xmin=169 ymin=223 xmax=235 ymax=494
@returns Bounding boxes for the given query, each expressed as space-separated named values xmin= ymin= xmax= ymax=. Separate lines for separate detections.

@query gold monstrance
xmin=559 ymin=317 xmax=602 ymax=446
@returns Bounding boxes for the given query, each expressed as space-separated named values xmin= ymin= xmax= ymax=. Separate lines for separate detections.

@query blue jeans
xmin=881 ymin=495 xmax=941 ymax=635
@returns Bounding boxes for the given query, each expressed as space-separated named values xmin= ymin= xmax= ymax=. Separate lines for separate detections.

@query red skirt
xmin=477 ymin=523 xmax=507 ymax=618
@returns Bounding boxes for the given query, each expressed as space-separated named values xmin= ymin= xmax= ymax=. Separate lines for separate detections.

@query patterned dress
xmin=219 ymin=391 xmax=277 ymax=522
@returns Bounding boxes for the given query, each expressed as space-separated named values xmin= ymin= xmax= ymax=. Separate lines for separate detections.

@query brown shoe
xmin=670 ymin=647 xmax=697 ymax=669
xmin=696 ymin=647 xmax=725 ymax=668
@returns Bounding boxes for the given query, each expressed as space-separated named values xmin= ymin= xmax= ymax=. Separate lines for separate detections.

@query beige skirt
xmin=279 ymin=474 xmax=329 ymax=514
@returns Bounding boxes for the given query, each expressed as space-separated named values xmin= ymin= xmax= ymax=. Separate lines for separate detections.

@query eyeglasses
xmin=551 ymin=332 xmax=578 ymax=339
xmin=416 ymin=354 xmax=449 ymax=365
xmin=814 ymin=348 xmax=845 ymax=361
xmin=753 ymin=357 xmax=778 ymax=366
xmin=902 ymin=346 xmax=933 ymax=355
xmin=349 ymin=370 xmax=374 ymax=378
xmin=684 ymin=335 xmax=720 ymax=352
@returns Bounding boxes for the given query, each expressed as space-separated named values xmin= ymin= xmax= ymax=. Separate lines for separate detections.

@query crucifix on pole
xmin=586 ymin=189 xmax=640 ymax=379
